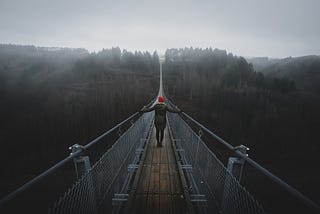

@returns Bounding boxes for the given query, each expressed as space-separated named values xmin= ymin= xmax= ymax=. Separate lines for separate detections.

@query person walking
xmin=140 ymin=96 xmax=181 ymax=147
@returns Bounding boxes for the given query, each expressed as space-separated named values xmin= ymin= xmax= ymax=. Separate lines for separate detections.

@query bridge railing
xmin=0 ymin=99 xmax=155 ymax=214
xmin=168 ymin=112 xmax=266 ymax=214
xmin=49 ymin=111 xmax=153 ymax=214
xmin=167 ymin=96 xmax=320 ymax=214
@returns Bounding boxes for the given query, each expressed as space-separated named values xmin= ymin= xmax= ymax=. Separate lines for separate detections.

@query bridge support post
xmin=221 ymin=145 xmax=249 ymax=213
xmin=227 ymin=145 xmax=249 ymax=182
xmin=69 ymin=144 xmax=91 ymax=179
xmin=69 ymin=144 xmax=97 ymax=213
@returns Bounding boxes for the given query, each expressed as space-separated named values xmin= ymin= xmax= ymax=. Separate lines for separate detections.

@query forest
xmin=163 ymin=48 xmax=320 ymax=212
xmin=0 ymin=44 xmax=159 ymax=198
xmin=1 ymin=44 xmax=320 ymax=213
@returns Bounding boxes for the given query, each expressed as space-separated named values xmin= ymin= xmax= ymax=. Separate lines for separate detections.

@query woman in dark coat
xmin=141 ymin=96 xmax=181 ymax=147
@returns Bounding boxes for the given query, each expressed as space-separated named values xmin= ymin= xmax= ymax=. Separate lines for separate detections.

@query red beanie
xmin=158 ymin=96 xmax=165 ymax=103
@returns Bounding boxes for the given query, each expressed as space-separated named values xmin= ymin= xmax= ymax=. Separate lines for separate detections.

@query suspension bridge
xmin=0 ymin=63 xmax=319 ymax=214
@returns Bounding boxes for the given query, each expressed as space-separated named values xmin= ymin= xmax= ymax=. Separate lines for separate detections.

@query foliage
xmin=0 ymin=44 xmax=158 ymax=194
xmin=163 ymin=48 xmax=320 ymax=207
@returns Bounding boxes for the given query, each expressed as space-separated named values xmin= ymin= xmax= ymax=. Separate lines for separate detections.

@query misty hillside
xmin=163 ymin=48 xmax=320 ymax=211
xmin=1 ymin=45 xmax=320 ymax=214
xmin=0 ymin=44 xmax=159 ymax=197
xmin=248 ymin=55 xmax=320 ymax=93
xmin=246 ymin=57 xmax=280 ymax=70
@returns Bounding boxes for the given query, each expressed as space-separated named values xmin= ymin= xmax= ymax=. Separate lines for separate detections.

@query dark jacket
xmin=142 ymin=103 xmax=180 ymax=130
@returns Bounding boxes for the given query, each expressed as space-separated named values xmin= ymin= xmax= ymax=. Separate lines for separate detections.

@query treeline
xmin=164 ymin=48 xmax=295 ymax=94
xmin=0 ymin=44 xmax=159 ymax=195
xmin=248 ymin=55 xmax=320 ymax=94
xmin=163 ymin=47 xmax=320 ymax=210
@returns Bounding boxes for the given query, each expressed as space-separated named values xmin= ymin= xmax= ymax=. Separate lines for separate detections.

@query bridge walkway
xmin=124 ymin=125 xmax=187 ymax=214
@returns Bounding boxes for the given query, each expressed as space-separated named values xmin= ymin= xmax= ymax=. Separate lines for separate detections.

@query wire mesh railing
xmin=168 ymin=112 xmax=266 ymax=214
xmin=48 ymin=111 xmax=154 ymax=214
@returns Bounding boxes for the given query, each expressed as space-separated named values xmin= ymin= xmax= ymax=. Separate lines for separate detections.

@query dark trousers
xmin=156 ymin=128 xmax=164 ymax=144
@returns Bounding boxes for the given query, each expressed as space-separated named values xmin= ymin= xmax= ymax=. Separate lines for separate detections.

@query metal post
xmin=227 ymin=145 xmax=249 ymax=182
xmin=69 ymin=144 xmax=91 ymax=179
xmin=69 ymin=144 xmax=97 ymax=213
xmin=221 ymin=145 xmax=249 ymax=213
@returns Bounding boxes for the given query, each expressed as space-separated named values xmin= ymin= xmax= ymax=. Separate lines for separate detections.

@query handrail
xmin=84 ymin=112 xmax=139 ymax=150
xmin=168 ymin=99 xmax=320 ymax=212
xmin=235 ymin=151 xmax=320 ymax=212
xmin=0 ymin=98 xmax=156 ymax=207
xmin=181 ymin=112 xmax=235 ymax=151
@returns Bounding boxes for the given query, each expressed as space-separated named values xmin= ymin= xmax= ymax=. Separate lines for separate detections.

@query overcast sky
xmin=0 ymin=0 xmax=319 ymax=57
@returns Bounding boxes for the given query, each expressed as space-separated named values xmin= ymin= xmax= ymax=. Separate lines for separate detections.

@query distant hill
xmin=248 ymin=55 xmax=320 ymax=93
xmin=0 ymin=44 xmax=89 ymax=60
xmin=246 ymin=57 xmax=280 ymax=71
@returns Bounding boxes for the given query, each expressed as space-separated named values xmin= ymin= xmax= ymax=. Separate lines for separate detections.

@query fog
xmin=0 ymin=0 xmax=319 ymax=57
